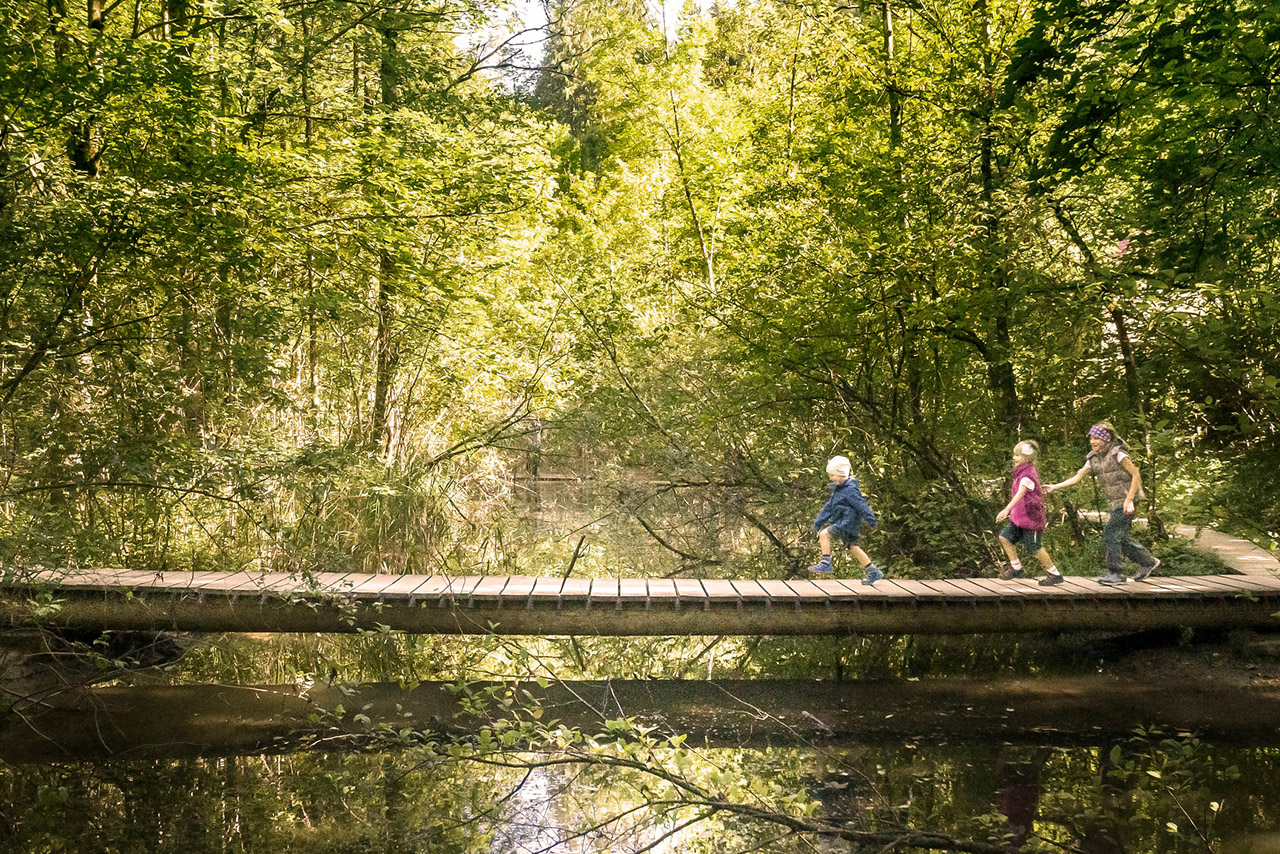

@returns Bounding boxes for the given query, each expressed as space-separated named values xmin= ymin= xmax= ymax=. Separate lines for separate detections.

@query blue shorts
xmin=823 ymin=526 xmax=862 ymax=547
xmin=1000 ymin=522 xmax=1043 ymax=551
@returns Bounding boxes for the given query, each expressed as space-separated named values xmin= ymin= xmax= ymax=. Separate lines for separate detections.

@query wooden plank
xmin=699 ymin=579 xmax=741 ymax=606
xmin=110 ymin=571 xmax=190 ymax=592
xmin=874 ymin=579 xmax=931 ymax=598
xmin=81 ymin=571 xmax=155 ymax=591
xmin=934 ymin=578 xmax=996 ymax=597
xmin=115 ymin=570 xmax=173 ymax=588
xmin=729 ymin=580 xmax=772 ymax=603
xmin=960 ymin=577 xmax=1027 ymax=599
xmin=588 ymin=577 xmax=620 ymax=608
xmin=618 ymin=578 xmax=649 ymax=604
xmin=1045 ymin=571 xmax=1157 ymax=599
xmin=1194 ymin=574 xmax=1280 ymax=595
xmin=1187 ymin=530 xmax=1280 ymax=574
xmin=52 ymin=568 xmax=153 ymax=589
xmin=244 ymin=574 xmax=308 ymax=595
xmin=79 ymin=568 xmax=149 ymax=584
xmin=1132 ymin=575 xmax=1232 ymax=596
xmin=397 ymin=576 xmax=455 ymax=600
xmin=362 ymin=574 xmax=413 ymax=596
xmin=427 ymin=576 xmax=484 ymax=600
xmin=646 ymin=579 xmax=679 ymax=603
xmin=672 ymin=578 xmax=709 ymax=607
xmin=778 ymin=578 xmax=829 ymax=602
xmin=494 ymin=576 xmax=538 ymax=605
xmin=1002 ymin=576 xmax=1077 ymax=598
xmin=528 ymin=576 xmax=567 ymax=605
xmin=1122 ymin=573 xmax=1244 ymax=599
xmin=228 ymin=573 xmax=282 ymax=594
xmin=559 ymin=578 xmax=593 ymax=600
xmin=182 ymin=572 xmax=261 ymax=592
xmin=1132 ymin=576 xmax=1220 ymax=596
xmin=1042 ymin=576 xmax=1113 ymax=598
xmin=467 ymin=576 xmax=514 ymax=605
xmin=756 ymin=580 xmax=804 ymax=604
xmin=1221 ymin=573 xmax=1280 ymax=592
xmin=18 ymin=563 xmax=1280 ymax=635
xmin=810 ymin=579 xmax=862 ymax=601
xmin=332 ymin=573 xmax=384 ymax=595
xmin=169 ymin=571 xmax=241 ymax=590
xmin=302 ymin=572 xmax=356 ymax=593
xmin=915 ymin=579 xmax=978 ymax=600
xmin=374 ymin=575 xmax=435 ymax=598
xmin=106 ymin=571 xmax=231 ymax=594
xmin=826 ymin=578 xmax=888 ymax=600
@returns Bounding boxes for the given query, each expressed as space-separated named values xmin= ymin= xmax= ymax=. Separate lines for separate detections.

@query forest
xmin=1 ymin=0 xmax=1279 ymax=850
xmin=2 ymin=0 xmax=1277 ymax=577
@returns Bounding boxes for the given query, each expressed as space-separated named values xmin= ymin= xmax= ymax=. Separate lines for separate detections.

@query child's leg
xmin=997 ymin=530 xmax=1025 ymax=579
xmin=807 ymin=528 xmax=836 ymax=573
xmin=998 ymin=535 xmax=1020 ymax=565
xmin=848 ymin=543 xmax=883 ymax=584
xmin=1029 ymin=533 xmax=1063 ymax=584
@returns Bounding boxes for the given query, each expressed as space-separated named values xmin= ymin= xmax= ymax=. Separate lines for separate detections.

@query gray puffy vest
xmin=1087 ymin=441 xmax=1143 ymax=511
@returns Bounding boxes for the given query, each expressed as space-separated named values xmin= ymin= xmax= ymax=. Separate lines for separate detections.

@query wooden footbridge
xmin=3 ymin=527 xmax=1278 ymax=636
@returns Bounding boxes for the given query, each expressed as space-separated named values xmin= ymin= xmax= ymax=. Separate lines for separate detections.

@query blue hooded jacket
xmin=812 ymin=477 xmax=877 ymax=539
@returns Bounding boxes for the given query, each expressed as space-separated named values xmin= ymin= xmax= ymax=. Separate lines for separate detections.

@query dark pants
xmin=1103 ymin=509 xmax=1157 ymax=574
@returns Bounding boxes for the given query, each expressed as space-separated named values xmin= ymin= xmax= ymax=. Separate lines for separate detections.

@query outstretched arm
xmin=1045 ymin=464 xmax=1089 ymax=494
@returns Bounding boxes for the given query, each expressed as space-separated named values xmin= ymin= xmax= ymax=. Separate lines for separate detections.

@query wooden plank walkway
xmin=2 ymin=527 xmax=1277 ymax=636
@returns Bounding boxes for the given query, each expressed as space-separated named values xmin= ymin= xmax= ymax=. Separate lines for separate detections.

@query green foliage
xmin=3 ymin=0 xmax=1280 ymax=850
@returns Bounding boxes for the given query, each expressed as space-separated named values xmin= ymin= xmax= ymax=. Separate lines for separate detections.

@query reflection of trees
xmin=459 ymin=750 xmax=1012 ymax=854
xmin=1 ymin=720 xmax=1275 ymax=853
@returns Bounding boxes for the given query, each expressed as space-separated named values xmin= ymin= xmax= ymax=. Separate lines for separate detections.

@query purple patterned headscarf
xmin=1088 ymin=424 xmax=1114 ymax=441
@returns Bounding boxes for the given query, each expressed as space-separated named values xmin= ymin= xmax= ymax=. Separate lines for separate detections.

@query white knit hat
xmin=826 ymin=455 xmax=852 ymax=478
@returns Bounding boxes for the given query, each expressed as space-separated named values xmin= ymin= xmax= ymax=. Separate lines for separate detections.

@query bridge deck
xmin=3 ymin=526 xmax=1277 ymax=635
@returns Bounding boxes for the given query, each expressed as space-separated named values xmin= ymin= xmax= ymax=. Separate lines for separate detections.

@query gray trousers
xmin=1103 ymin=509 xmax=1157 ymax=574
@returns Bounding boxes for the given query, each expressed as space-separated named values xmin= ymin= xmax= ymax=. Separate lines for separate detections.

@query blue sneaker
xmin=1134 ymin=557 xmax=1160 ymax=581
xmin=1097 ymin=572 xmax=1128 ymax=585
xmin=862 ymin=565 xmax=884 ymax=585
xmin=808 ymin=559 xmax=834 ymax=575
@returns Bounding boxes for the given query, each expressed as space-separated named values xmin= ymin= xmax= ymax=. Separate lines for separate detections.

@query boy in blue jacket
xmin=807 ymin=456 xmax=884 ymax=584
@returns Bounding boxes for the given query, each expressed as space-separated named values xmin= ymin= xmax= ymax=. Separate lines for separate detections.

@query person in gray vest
xmin=1044 ymin=422 xmax=1161 ymax=585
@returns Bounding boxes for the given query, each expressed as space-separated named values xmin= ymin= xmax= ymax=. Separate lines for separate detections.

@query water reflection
xmin=0 ymin=738 xmax=1276 ymax=853
xmin=489 ymin=766 xmax=563 ymax=854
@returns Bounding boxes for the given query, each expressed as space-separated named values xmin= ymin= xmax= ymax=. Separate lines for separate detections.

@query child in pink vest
xmin=995 ymin=440 xmax=1063 ymax=585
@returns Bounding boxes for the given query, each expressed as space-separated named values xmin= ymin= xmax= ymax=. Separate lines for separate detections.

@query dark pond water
xmin=2 ymin=739 xmax=1279 ymax=853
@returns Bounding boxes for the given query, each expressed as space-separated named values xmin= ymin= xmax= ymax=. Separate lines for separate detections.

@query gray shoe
xmin=1134 ymin=557 xmax=1160 ymax=581
xmin=1038 ymin=572 xmax=1064 ymax=586
xmin=1097 ymin=572 xmax=1128 ymax=585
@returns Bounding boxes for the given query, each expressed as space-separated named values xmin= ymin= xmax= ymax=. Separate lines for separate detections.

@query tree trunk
xmin=976 ymin=0 xmax=1020 ymax=433
xmin=883 ymin=0 xmax=902 ymax=150
xmin=371 ymin=248 xmax=397 ymax=448
xmin=369 ymin=24 xmax=401 ymax=449
xmin=64 ymin=0 xmax=105 ymax=176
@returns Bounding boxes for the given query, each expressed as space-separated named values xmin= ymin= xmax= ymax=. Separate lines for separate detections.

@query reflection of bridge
xmin=4 ymin=526 xmax=1278 ymax=636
